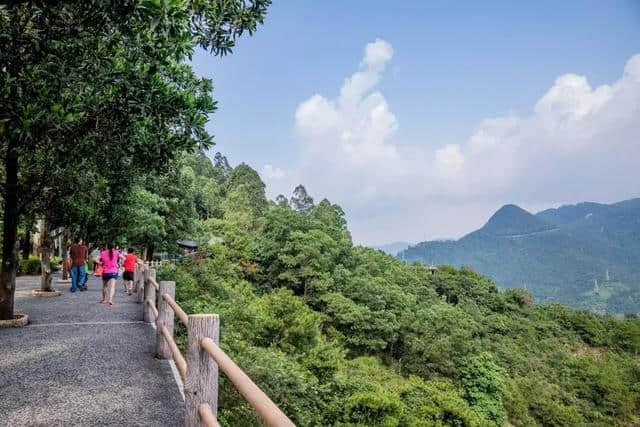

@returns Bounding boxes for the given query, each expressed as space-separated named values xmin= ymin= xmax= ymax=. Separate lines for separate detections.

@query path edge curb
xmin=0 ymin=313 xmax=29 ymax=328
xmin=32 ymin=290 xmax=62 ymax=297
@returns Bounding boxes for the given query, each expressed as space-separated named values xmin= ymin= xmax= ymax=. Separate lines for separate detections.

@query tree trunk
xmin=61 ymin=229 xmax=71 ymax=280
xmin=146 ymin=245 xmax=155 ymax=262
xmin=40 ymin=218 xmax=54 ymax=292
xmin=0 ymin=149 xmax=19 ymax=320
xmin=21 ymin=228 xmax=31 ymax=260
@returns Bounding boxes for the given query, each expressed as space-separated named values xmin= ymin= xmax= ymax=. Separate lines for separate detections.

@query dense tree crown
xmin=0 ymin=0 xmax=271 ymax=318
xmin=157 ymin=157 xmax=640 ymax=426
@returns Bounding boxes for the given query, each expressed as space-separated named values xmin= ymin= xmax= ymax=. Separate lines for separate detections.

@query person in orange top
xmin=122 ymin=247 xmax=138 ymax=296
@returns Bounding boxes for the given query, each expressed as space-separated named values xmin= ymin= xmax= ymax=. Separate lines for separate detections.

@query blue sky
xmin=191 ymin=1 xmax=640 ymax=245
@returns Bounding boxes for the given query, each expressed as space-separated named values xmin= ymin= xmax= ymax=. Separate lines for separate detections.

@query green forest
xmin=154 ymin=152 xmax=640 ymax=426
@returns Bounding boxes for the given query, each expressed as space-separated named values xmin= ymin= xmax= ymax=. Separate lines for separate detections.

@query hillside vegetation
xmin=158 ymin=153 xmax=640 ymax=426
xmin=400 ymin=200 xmax=640 ymax=314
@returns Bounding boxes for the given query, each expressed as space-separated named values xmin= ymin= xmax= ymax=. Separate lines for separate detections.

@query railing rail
xmin=143 ymin=260 xmax=169 ymax=268
xmin=161 ymin=324 xmax=187 ymax=377
xmin=201 ymin=338 xmax=295 ymax=427
xmin=148 ymin=276 xmax=160 ymax=291
xmin=163 ymin=293 xmax=189 ymax=326
xmin=198 ymin=403 xmax=221 ymax=427
xmin=133 ymin=263 xmax=295 ymax=427
xmin=145 ymin=298 xmax=159 ymax=318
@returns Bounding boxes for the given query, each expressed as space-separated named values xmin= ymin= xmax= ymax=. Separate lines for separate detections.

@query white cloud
xmin=263 ymin=41 xmax=640 ymax=245
xmin=362 ymin=38 xmax=393 ymax=70
xmin=262 ymin=164 xmax=285 ymax=180
xmin=284 ymin=39 xmax=403 ymax=205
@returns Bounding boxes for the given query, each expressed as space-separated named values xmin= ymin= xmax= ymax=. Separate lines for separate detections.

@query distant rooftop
xmin=176 ymin=240 xmax=198 ymax=249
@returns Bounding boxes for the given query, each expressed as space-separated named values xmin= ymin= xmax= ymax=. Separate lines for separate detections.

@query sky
xmin=190 ymin=1 xmax=640 ymax=246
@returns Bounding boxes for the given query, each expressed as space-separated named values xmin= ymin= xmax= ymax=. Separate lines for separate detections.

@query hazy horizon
xmin=367 ymin=195 xmax=640 ymax=247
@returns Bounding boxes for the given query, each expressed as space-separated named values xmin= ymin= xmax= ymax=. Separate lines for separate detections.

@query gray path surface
xmin=0 ymin=274 xmax=184 ymax=426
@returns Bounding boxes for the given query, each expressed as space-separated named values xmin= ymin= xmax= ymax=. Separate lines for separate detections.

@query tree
xmin=0 ymin=0 xmax=271 ymax=319
xmin=199 ymin=179 xmax=225 ymax=219
xmin=227 ymin=163 xmax=267 ymax=214
xmin=119 ymin=159 xmax=200 ymax=260
xmin=224 ymin=185 xmax=257 ymax=232
xmin=188 ymin=150 xmax=217 ymax=179
xmin=277 ymin=229 xmax=340 ymax=299
xmin=0 ymin=2 xmax=199 ymax=316
xmin=290 ymin=184 xmax=314 ymax=214
xmin=30 ymin=157 xmax=109 ymax=290
xmin=458 ymin=352 xmax=507 ymax=425
xmin=212 ymin=152 xmax=232 ymax=185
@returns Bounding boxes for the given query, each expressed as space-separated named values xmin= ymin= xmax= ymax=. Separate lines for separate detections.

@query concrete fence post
xmin=137 ymin=264 xmax=146 ymax=304
xmin=143 ymin=268 xmax=156 ymax=323
xmin=133 ymin=263 xmax=139 ymax=293
xmin=156 ymin=281 xmax=175 ymax=359
xmin=185 ymin=314 xmax=219 ymax=427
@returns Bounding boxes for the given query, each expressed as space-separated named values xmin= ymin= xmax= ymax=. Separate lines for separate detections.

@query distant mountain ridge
xmin=374 ymin=241 xmax=411 ymax=256
xmin=478 ymin=204 xmax=555 ymax=237
xmin=399 ymin=198 xmax=640 ymax=313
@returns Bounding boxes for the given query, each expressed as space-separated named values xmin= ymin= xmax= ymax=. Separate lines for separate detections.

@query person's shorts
xmin=102 ymin=272 xmax=118 ymax=283
xmin=123 ymin=271 xmax=134 ymax=281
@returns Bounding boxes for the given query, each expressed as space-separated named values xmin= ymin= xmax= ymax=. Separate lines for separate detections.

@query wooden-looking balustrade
xmin=142 ymin=260 xmax=169 ymax=268
xmin=133 ymin=263 xmax=295 ymax=427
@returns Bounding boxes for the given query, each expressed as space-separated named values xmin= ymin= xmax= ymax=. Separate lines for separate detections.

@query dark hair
xmin=127 ymin=247 xmax=134 ymax=254
xmin=74 ymin=237 xmax=82 ymax=244
xmin=108 ymin=242 xmax=115 ymax=260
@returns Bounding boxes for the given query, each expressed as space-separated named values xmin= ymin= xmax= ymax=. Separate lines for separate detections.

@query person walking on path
xmin=90 ymin=245 xmax=101 ymax=275
xmin=69 ymin=238 xmax=88 ymax=293
xmin=100 ymin=243 xmax=120 ymax=307
xmin=122 ymin=248 xmax=138 ymax=296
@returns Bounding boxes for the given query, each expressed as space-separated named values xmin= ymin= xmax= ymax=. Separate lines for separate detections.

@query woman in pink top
xmin=99 ymin=243 xmax=120 ymax=307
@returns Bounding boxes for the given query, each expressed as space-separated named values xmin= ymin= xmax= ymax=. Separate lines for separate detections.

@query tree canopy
xmin=158 ymin=159 xmax=640 ymax=426
xmin=0 ymin=0 xmax=271 ymax=318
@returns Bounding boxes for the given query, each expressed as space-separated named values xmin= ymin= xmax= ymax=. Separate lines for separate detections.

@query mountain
xmin=399 ymin=198 xmax=640 ymax=314
xmin=373 ymin=241 xmax=411 ymax=256
xmin=479 ymin=204 xmax=555 ymax=237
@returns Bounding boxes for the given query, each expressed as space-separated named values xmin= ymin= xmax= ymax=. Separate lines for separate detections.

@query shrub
xmin=458 ymin=352 xmax=507 ymax=425
xmin=18 ymin=256 xmax=41 ymax=275
xmin=343 ymin=387 xmax=403 ymax=426
xmin=17 ymin=255 xmax=62 ymax=275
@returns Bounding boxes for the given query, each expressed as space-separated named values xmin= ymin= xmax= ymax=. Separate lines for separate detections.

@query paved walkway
xmin=0 ymin=274 xmax=184 ymax=426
